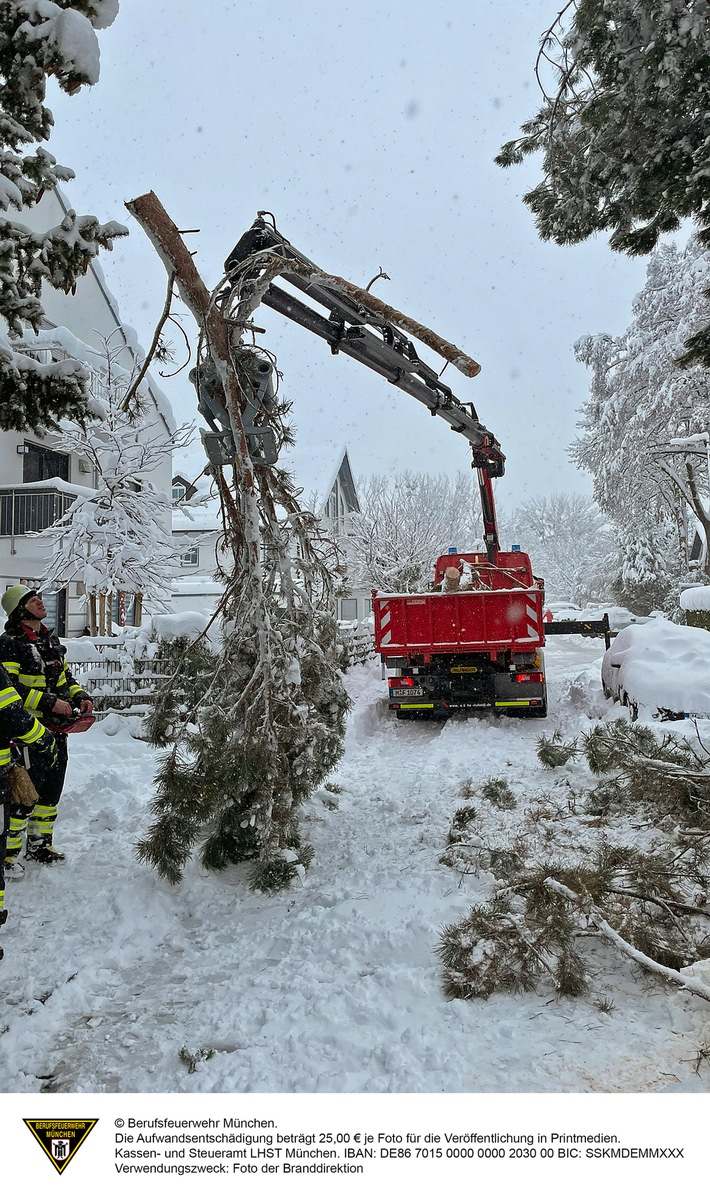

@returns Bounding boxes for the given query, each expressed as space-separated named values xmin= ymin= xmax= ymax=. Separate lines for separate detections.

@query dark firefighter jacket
xmin=0 ymin=662 xmax=50 ymax=775
xmin=0 ymin=624 xmax=90 ymax=727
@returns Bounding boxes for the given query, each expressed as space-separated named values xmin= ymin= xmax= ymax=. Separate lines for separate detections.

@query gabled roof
xmin=281 ymin=442 xmax=359 ymax=514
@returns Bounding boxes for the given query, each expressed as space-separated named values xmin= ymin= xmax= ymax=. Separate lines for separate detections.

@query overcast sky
xmin=48 ymin=0 xmax=653 ymax=508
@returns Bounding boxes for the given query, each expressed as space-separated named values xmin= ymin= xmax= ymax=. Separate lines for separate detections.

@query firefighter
xmin=0 ymin=586 xmax=93 ymax=871
xmin=0 ymin=662 xmax=57 ymax=957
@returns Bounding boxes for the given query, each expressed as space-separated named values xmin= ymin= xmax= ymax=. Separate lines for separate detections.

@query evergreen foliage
xmin=0 ymin=0 xmax=125 ymax=428
xmin=537 ymin=729 xmax=580 ymax=768
xmin=439 ymin=718 xmax=710 ymax=1002
xmin=480 ymin=777 xmax=517 ymax=811
xmin=497 ymin=1 xmax=710 ymax=366
xmin=571 ymin=237 xmax=710 ymax=602
xmin=137 ymin=389 xmax=351 ymax=893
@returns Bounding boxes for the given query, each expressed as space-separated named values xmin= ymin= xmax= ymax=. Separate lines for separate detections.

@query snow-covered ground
xmin=2 ymin=635 xmax=710 ymax=1094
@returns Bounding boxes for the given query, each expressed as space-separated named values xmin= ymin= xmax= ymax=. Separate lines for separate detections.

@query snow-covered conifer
xmin=572 ymin=237 xmax=710 ymax=605
xmin=0 ymin=0 xmax=125 ymax=429
xmin=497 ymin=0 xmax=710 ymax=366
xmin=124 ymin=194 xmax=351 ymax=892
xmin=137 ymin=403 xmax=351 ymax=891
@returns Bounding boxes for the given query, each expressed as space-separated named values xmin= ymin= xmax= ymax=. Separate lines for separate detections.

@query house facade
xmin=169 ymin=442 xmax=368 ymax=622
xmin=170 ymin=476 xmax=225 ymax=616
xmin=0 ymin=189 xmax=176 ymax=635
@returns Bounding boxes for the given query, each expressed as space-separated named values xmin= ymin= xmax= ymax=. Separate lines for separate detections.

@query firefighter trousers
xmin=0 ymin=786 xmax=8 ymax=912
xmin=6 ymin=735 xmax=69 ymax=860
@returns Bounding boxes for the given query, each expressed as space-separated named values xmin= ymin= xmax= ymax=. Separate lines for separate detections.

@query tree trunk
xmin=88 ymin=593 xmax=97 ymax=638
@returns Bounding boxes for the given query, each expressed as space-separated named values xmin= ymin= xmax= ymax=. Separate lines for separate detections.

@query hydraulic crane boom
xmin=214 ymin=216 xmax=505 ymax=559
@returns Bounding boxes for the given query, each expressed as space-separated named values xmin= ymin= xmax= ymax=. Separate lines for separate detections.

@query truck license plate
xmin=390 ymin=688 xmax=425 ymax=698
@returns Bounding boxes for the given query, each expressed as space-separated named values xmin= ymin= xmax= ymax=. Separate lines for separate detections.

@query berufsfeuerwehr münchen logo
xmin=23 ymin=1118 xmax=98 ymax=1174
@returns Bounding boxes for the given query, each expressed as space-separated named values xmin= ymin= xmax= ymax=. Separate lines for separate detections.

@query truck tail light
xmin=389 ymin=677 xmax=414 ymax=688
xmin=516 ymin=672 xmax=544 ymax=683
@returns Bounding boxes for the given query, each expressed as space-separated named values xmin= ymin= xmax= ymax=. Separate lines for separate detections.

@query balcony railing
xmin=0 ymin=488 xmax=73 ymax=537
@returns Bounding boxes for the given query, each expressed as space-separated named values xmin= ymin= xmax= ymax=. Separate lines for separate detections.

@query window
xmin=180 ymin=548 xmax=199 ymax=567
xmin=339 ymin=597 xmax=358 ymax=621
xmin=172 ymin=483 xmax=187 ymax=503
xmin=42 ymin=589 xmax=66 ymax=637
xmin=22 ymin=442 xmax=70 ymax=484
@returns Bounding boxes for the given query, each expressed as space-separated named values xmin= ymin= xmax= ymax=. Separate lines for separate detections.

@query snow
xmin=19 ymin=3 xmax=102 ymax=85
xmin=601 ymin=616 xmax=710 ymax=716
xmin=680 ymin=585 xmax=710 ymax=611
xmin=172 ymin=496 xmax=222 ymax=532
xmin=2 ymin=635 xmax=710 ymax=1095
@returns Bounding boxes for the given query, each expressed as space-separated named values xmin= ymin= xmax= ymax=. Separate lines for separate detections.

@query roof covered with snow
xmin=281 ymin=442 xmax=357 ymax=513
xmin=172 ymin=493 xmax=222 ymax=533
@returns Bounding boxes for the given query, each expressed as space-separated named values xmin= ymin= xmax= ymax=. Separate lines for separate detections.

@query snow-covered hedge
xmin=680 ymin=585 xmax=710 ymax=632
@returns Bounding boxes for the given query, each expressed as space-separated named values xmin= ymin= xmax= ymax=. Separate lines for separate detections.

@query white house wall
xmin=1 ymin=189 xmax=177 ymax=634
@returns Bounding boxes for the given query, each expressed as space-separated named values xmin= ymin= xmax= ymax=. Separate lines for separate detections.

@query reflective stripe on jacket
xmin=0 ymin=626 xmax=89 ymax=723
xmin=0 ymin=667 xmax=48 ymax=773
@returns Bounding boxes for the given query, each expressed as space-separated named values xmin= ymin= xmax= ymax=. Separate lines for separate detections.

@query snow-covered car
xmin=601 ymin=616 xmax=710 ymax=719
xmin=547 ymin=601 xmax=638 ymax=630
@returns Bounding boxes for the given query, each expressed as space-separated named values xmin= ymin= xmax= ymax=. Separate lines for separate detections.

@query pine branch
xmin=544 ymin=877 xmax=710 ymax=1005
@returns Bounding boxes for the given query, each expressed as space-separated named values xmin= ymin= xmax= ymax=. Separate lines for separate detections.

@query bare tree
xmin=505 ymin=493 xmax=614 ymax=602
xmin=38 ymin=341 xmax=193 ymax=634
xmin=347 ymin=471 xmax=483 ymax=593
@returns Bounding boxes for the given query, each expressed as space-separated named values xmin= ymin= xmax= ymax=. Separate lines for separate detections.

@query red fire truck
xmin=373 ymin=545 xmax=547 ymax=719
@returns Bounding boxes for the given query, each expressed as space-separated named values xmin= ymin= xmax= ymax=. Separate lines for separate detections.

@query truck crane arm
xmin=219 ymin=216 xmax=505 ymax=558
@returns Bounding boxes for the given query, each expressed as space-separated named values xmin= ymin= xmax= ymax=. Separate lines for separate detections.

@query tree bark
xmin=125 ymin=192 xmax=255 ymax=494
xmin=88 ymin=593 xmax=97 ymax=638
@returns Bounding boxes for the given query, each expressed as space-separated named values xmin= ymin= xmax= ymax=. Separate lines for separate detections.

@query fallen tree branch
xmin=224 ymin=247 xmax=481 ymax=378
xmin=545 ymin=877 xmax=710 ymax=1004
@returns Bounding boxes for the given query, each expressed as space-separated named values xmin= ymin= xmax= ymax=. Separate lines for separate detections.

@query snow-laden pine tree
xmin=496 ymin=0 xmax=710 ymax=367
xmin=347 ymin=471 xmax=482 ymax=593
xmin=36 ymin=333 xmax=191 ymax=633
xmin=571 ymin=237 xmax=710 ymax=607
xmin=137 ymin=394 xmax=351 ymax=891
xmin=0 ymin=0 xmax=125 ymax=429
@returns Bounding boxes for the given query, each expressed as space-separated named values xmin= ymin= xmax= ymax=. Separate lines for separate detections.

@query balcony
xmin=0 ymin=487 xmax=73 ymax=539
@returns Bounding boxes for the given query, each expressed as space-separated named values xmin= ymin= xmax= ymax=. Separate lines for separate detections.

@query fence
xmin=68 ymin=623 xmax=377 ymax=717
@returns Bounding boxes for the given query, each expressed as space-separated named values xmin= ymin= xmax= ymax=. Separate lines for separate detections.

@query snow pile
xmin=602 ymin=616 xmax=710 ymax=716
xmin=1 ymin=638 xmax=709 ymax=1094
